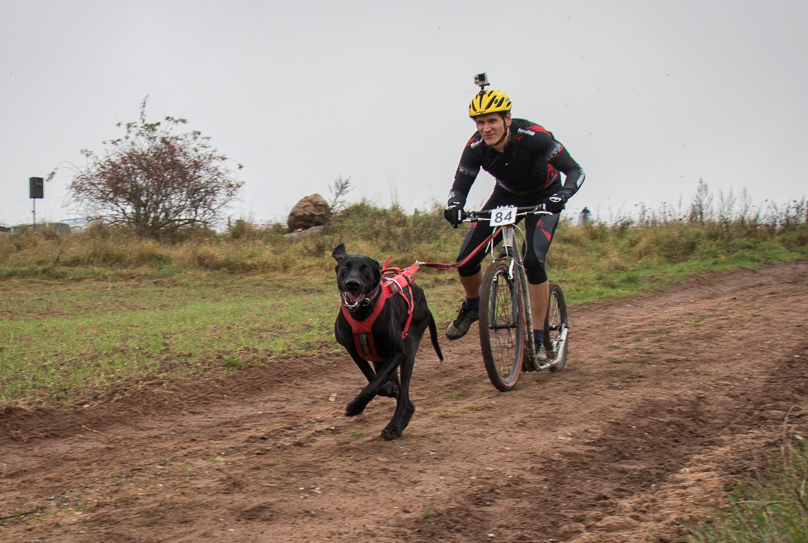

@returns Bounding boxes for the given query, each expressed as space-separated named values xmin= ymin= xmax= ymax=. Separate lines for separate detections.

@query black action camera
xmin=474 ymin=73 xmax=490 ymax=90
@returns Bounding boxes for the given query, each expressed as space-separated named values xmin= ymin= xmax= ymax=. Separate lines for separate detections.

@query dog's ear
xmin=332 ymin=244 xmax=347 ymax=263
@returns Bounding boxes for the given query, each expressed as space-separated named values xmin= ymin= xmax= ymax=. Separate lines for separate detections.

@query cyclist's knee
xmin=458 ymin=262 xmax=482 ymax=277
xmin=527 ymin=267 xmax=548 ymax=284
xmin=524 ymin=254 xmax=548 ymax=284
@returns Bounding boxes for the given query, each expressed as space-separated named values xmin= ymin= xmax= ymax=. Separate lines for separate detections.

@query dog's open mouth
xmin=341 ymin=290 xmax=368 ymax=309
xmin=342 ymin=290 xmax=364 ymax=304
xmin=341 ymin=286 xmax=382 ymax=310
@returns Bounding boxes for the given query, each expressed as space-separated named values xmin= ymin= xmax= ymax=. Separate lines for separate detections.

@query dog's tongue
xmin=345 ymin=291 xmax=364 ymax=304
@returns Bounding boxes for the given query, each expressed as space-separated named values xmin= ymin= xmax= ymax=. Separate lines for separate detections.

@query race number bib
xmin=489 ymin=206 xmax=517 ymax=226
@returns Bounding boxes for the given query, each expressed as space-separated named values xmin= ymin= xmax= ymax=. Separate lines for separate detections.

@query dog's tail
xmin=428 ymin=312 xmax=444 ymax=362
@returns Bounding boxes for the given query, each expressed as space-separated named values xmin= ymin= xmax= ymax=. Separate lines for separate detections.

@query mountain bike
xmin=465 ymin=205 xmax=569 ymax=391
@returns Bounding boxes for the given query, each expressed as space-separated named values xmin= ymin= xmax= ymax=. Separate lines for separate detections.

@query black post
xmin=30 ymin=177 xmax=44 ymax=228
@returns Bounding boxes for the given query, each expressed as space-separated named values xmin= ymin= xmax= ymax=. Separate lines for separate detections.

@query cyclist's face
xmin=475 ymin=113 xmax=511 ymax=148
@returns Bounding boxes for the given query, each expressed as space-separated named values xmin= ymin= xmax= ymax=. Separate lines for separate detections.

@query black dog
xmin=332 ymin=244 xmax=443 ymax=440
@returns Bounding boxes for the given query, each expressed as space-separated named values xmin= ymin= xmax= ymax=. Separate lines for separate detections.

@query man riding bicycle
xmin=444 ymin=75 xmax=585 ymax=361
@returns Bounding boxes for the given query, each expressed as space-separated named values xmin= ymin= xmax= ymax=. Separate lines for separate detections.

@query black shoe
xmin=445 ymin=303 xmax=479 ymax=340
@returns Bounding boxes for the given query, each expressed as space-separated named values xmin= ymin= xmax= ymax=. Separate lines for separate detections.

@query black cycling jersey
xmin=450 ymin=118 xmax=585 ymax=284
xmin=451 ymin=118 xmax=585 ymax=204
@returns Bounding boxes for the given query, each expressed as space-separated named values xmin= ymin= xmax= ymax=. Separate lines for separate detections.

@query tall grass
xmin=686 ymin=437 xmax=808 ymax=542
xmin=2 ymin=194 xmax=806 ymax=282
xmin=0 ymin=202 xmax=462 ymax=279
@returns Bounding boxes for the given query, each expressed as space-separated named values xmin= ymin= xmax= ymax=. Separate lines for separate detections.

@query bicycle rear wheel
xmin=545 ymin=282 xmax=569 ymax=372
xmin=479 ymin=259 xmax=527 ymax=391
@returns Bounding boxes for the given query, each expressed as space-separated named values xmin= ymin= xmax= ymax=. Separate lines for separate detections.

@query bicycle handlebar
xmin=463 ymin=204 xmax=554 ymax=222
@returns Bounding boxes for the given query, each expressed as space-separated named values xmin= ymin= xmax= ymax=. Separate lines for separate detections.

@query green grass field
xmin=2 ymin=199 xmax=806 ymax=407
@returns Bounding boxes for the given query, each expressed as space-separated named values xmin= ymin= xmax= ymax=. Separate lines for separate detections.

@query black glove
xmin=542 ymin=190 xmax=572 ymax=214
xmin=444 ymin=190 xmax=466 ymax=228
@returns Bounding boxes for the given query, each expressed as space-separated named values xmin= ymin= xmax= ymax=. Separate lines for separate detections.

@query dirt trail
xmin=2 ymin=261 xmax=807 ymax=543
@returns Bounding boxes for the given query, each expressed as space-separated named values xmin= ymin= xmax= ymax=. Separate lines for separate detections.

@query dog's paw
xmin=345 ymin=399 xmax=366 ymax=417
xmin=380 ymin=402 xmax=415 ymax=440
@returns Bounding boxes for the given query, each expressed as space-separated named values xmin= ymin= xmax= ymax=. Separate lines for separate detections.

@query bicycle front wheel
xmin=479 ymin=259 xmax=527 ymax=391
xmin=545 ymin=282 xmax=569 ymax=372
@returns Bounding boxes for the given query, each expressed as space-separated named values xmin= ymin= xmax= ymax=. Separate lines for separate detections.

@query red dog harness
xmin=340 ymin=259 xmax=419 ymax=362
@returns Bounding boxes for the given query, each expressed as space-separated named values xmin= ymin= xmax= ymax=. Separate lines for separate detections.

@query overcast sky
xmin=2 ymin=0 xmax=806 ymax=228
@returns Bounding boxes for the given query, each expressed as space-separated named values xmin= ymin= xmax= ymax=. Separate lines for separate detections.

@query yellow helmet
xmin=469 ymin=89 xmax=512 ymax=117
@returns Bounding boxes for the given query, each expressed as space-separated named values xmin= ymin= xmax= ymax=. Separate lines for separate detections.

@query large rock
xmin=287 ymin=194 xmax=331 ymax=231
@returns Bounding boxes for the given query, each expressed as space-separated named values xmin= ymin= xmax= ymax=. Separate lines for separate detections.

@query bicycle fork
xmin=500 ymin=227 xmax=538 ymax=370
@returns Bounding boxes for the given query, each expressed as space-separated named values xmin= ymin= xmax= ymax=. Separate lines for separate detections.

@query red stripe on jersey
xmin=527 ymin=124 xmax=551 ymax=135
